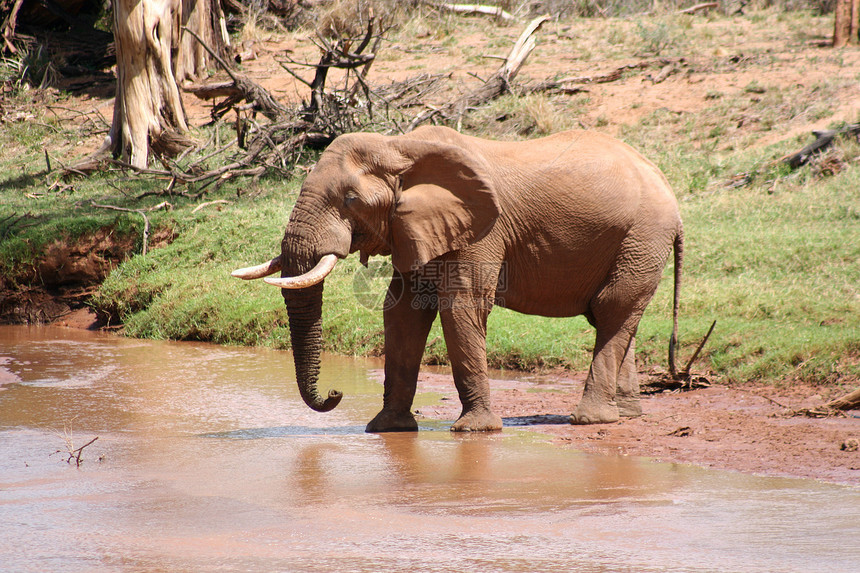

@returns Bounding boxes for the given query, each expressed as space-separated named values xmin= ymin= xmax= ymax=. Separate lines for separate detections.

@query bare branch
xmin=824 ymin=387 xmax=860 ymax=411
xmin=681 ymin=320 xmax=716 ymax=377
xmin=86 ymin=201 xmax=172 ymax=255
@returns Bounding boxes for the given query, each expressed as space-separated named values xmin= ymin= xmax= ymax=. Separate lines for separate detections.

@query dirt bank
xmin=0 ymin=228 xmax=174 ymax=326
xmin=407 ymin=370 xmax=860 ymax=485
xmin=0 ymin=230 xmax=132 ymax=325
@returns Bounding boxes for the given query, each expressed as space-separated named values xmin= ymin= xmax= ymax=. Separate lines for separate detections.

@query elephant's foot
xmin=450 ymin=408 xmax=503 ymax=432
xmin=365 ymin=409 xmax=419 ymax=433
xmin=570 ymin=400 xmax=620 ymax=425
xmin=616 ymin=395 xmax=642 ymax=418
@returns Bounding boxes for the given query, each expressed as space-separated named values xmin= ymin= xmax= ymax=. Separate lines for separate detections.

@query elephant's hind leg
xmin=616 ymin=336 xmax=642 ymax=418
xmin=572 ymin=291 xmax=646 ymax=425
xmin=570 ymin=326 xmax=632 ymax=425
xmin=573 ymin=233 xmax=668 ymax=424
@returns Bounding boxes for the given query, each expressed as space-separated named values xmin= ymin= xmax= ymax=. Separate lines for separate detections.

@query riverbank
xmin=3 ymin=7 xmax=859 ymax=384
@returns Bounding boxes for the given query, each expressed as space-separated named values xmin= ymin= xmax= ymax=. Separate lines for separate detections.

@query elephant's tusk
xmin=231 ymin=257 xmax=282 ymax=280
xmin=264 ymin=254 xmax=338 ymax=289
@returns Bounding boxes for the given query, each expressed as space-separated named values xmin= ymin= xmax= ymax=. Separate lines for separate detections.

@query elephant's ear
xmin=388 ymin=138 xmax=499 ymax=273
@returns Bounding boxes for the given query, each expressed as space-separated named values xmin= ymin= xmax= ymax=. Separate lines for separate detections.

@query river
xmin=1 ymin=325 xmax=857 ymax=572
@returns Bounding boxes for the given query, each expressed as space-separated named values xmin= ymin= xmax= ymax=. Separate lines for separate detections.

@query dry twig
xmin=191 ymin=199 xmax=233 ymax=213
xmin=786 ymin=388 xmax=859 ymax=418
xmin=678 ymin=2 xmax=719 ymax=14
xmin=824 ymin=387 xmax=860 ymax=410
xmin=51 ymin=419 xmax=99 ymax=468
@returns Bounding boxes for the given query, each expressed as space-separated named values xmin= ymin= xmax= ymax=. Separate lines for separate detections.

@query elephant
xmin=232 ymin=125 xmax=683 ymax=432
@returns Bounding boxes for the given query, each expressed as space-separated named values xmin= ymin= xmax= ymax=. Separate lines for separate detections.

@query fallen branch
xmin=642 ymin=320 xmax=716 ymax=393
xmin=431 ymin=2 xmax=515 ymax=20
xmin=678 ymin=2 xmax=719 ymax=14
xmin=184 ymin=80 xmax=241 ymax=101
xmin=550 ymin=63 xmax=651 ymax=85
xmin=529 ymin=59 xmax=684 ymax=94
xmin=572 ymin=58 xmax=686 ymax=84
xmin=183 ymin=26 xmax=290 ymax=121
xmin=781 ymin=123 xmax=860 ymax=169
xmin=522 ymin=80 xmax=588 ymax=96
xmin=824 ymin=387 xmax=860 ymax=411
xmin=642 ymin=373 xmax=711 ymax=394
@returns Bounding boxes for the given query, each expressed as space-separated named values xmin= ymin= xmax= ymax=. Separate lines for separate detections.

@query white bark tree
xmin=108 ymin=0 xmax=228 ymax=168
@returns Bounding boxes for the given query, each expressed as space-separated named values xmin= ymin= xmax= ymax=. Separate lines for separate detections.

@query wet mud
xmin=1 ymin=326 xmax=858 ymax=572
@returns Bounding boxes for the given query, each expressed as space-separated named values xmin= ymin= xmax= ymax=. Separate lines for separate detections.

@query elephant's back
xmin=483 ymin=130 xmax=679 ymax=317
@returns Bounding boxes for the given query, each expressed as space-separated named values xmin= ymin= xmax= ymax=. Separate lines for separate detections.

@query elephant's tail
xmin=668 ymin=227 xmax=683 ymax=378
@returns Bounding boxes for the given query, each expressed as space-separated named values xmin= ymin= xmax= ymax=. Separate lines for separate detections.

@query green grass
xmin=2 ymin=7 xmax=858 ymax=389
xmin=668 ymin=168 xmax=859 ymax=384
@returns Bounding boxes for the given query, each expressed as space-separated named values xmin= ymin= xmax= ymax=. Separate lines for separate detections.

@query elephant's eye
xmin=344 ymin=192 xmax=359 ymax=208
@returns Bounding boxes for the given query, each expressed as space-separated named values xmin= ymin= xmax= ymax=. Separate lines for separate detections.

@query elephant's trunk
xmin=284 ymin=281 xmax=343 ymax=412
xmin=281 ymin=205 xmax=344 ymax=412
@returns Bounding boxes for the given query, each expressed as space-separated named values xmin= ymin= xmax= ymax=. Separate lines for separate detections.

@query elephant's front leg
xmin=438 ymin=294 xmax=503 ymax=432
xmin=365 ymin=276 xmax=438 ymax=433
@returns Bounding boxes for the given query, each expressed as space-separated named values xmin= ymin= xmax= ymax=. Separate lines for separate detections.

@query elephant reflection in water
xmin=288 ymin=433 xmax=655 ymax=509
xmin=234 ymin=126 xmax=683 ymax=432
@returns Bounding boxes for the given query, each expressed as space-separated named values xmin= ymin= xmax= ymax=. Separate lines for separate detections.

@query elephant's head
xmin=232 ymin=129 xmax=499 ymax=413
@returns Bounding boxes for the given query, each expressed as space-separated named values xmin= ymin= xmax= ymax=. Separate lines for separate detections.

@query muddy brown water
xmin=1 ymin=326 xmax=857 ymax=573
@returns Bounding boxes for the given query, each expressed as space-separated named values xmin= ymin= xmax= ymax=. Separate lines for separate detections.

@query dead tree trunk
xmin=834 ymin=0 xmax=860 ymax=47
xmin=106 ymin=0 xmax=228 ymax=169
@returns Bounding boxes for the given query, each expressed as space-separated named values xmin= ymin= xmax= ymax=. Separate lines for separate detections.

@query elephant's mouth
xmin=351 ymin=230 xmax=390 ymax=259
